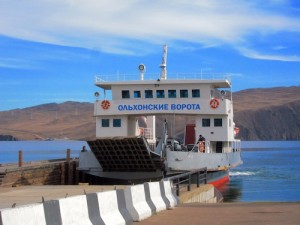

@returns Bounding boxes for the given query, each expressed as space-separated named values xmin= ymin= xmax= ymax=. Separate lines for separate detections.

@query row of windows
xmin=101 ymin=118 xmax=221 ymax=128
xmin=202 ymin=118 xmax=222 ymax=127
xmin=122 ymin=89 xmax=200 ymax=99
xmin=101 ymin=119 xmax=121 ymax=127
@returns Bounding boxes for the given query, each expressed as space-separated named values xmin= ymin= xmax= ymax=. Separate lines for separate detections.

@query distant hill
xmin=0 ymin=86 xmax=299 ymax=140
xmin=233 ymin=86 xmax=300 ymax=140
xmin=0 ymin=101 xmax=95 ymax=140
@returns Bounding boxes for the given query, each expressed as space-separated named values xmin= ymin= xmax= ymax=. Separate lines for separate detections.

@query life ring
xmin=101 ymin=100 xmax=110 ymax=110
xmin=210 ymin=98 xmax=219 ymax=109
xmin=234 ymin=127 xmax=240 ymax=136
xmin=139 ymin=128 xmax=144 ymax=136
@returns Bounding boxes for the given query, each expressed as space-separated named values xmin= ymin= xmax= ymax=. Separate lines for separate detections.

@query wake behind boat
xmin=78 ymin=45 xmax=242 ymax=186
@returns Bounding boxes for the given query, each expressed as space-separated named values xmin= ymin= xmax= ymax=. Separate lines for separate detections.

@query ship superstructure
xmin=79 ymin=45 xmax=242 ymax=184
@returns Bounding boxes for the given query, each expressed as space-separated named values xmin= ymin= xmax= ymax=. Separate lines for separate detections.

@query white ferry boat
xmin=78 ymin=45 xmax=242 ymax=186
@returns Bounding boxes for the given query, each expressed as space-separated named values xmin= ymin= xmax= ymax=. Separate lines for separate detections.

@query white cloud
xmin=238 ymin=47 xmax=300 ymax=62
xmin=0 ymin=57 xmax=40 ymax=69
xmin=1 ymin=0 xmax=300 ymax=56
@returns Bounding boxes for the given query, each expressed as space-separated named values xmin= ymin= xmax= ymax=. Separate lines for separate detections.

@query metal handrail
xmin=95 ymin=73 xmax=232 ymax=82
xmin=164 ymin=167 xmax=207 ymax=196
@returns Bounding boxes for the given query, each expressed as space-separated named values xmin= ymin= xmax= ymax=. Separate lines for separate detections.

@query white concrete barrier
xmin=0 ymin=203 xmax=46 ymax=225
xmin=160 ymin=180 xmax=178 ymax=208
xmin=144 ymin=182 xmax=167 ymax=213
xmin=124 ymin=184 xmax=152 ymax=221
xmin=95 ymin=190 xmax=130 ymax=225
xmin=86 ymin=193 xmax=105 ymax=225
xmin=43 ymin=200 xmax=62 ymax=225
xmin=58 ymin=195 xmax=92 ymax=225
xmin=1 ymin=181 xmax=177 ymax=225
xmin=115 ymin=189 xmax=133 ymax=225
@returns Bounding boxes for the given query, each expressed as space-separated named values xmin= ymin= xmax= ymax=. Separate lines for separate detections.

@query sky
xmin=1 ymin=0 xmax=300 ymax=111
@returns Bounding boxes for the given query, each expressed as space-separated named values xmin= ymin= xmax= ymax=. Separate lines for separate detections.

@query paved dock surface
xmin=1 ymin=186 xmax=299 ymax=225
xmin=0 ymin=185 xmax=127 ymax=209
xmin=134 ymin=202 xmax=300 ymax=225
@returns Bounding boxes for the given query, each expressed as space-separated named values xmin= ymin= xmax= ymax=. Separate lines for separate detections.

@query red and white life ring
xmin=101 ymin=100 xmax=111 ymax=110
xmin=234 ymin=127 xmax=240 ymax=136
xmin=210 ymin=98 xmax=219 ymax=109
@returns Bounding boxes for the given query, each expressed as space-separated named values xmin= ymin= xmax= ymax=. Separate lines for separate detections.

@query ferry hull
xmin=166 ymin=149 xmax=242 ymax=171
xmin=207 ymin=170 xmax=229 ymax=187
xmin=80 ymin=166 xmax=229 ymax=186
xmin=78 ymin=137 xmax=241 ymax=185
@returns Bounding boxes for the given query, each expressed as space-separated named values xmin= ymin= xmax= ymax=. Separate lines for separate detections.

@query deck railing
xmin=95 ymin=73 xmax=232 ymax=82
xmin=165 ymin=167 xmax=207 ymax=196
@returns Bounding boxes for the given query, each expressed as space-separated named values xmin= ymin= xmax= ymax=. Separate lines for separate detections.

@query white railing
xmin=95 ymin=72 xmax=232 ymax=83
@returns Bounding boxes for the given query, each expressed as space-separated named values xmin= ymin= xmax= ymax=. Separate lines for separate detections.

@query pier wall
xmin=0 ymin=180 xmax=179 ymax=225
xmin=179 ymin=184 xmax=221 ymax=203
xmin=0 ymin=160 xmax=78 ymax=187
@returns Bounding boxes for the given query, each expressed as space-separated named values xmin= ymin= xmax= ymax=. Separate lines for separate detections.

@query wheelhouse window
xmin=113 ymin=119 xmax=121 ymax=127
xmin=192 ymin=89 xmax=200 ymax=98
xmin=202 ymin=118 xmax=210 ymax=127
xmin=156 ymin=90 xmax=165 ymax=98
xmin=145 ymin=90 xmax=153 ymax=98
xmin=134 ymin=90 xmax=141 ymax=98
xmin=122 ymin=90 xmax=130 ymax=99
xmin=168 ymin=90 xmax=176 ymax=98
xmin=101 ymin=119 xmax=109 ymax=127
xmin=214 ymin=118 xmax=223 ymax=127
xmin=180 ymin=89 xmax=188 ymax=98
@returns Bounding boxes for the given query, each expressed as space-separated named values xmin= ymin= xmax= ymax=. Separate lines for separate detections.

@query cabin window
xmin=113 ymin=119 xmax=121 ymax=127
xmin=180 ymin=89 xmax=188 ymax=98
xmin=202 ymin=118 xmax=210 ymax=127
xmin=156 ymin=90 xmax=165 ymax=98
xmin=214 ymin=118 xmax=223 ymax=127
xmin=168 ymin=90 xmax=176 ymax=98
xmin=101 ymin=119 xmax=109 ymax=127
xmin=192 ymin=89 xmax=200 ymax=98
xmin=145 ymin=90 xmax=153 ymax=98
xmin=134 ymin=90 xmax=141 ymax=98
xmin=122 ymin=90 xmax=130 ymax=99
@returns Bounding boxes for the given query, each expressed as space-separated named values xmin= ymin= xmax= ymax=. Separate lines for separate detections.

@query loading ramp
xmin=87 ymin=136 xmax=161 ymax=172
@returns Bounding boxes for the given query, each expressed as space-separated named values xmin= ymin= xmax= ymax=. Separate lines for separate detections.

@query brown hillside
xmin=0 ymin=101 xmax=95 ymax=140
xmin=233 ymin=86 xmax=300 ymax=140
xmin=234 ymin=100 xmax=300 ymax=140
xmin=233 ymin=86 xmax=300 ymax=112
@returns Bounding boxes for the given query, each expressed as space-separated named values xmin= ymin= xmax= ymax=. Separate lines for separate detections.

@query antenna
xmin=160 ymin=44 xmax=168 ymax=80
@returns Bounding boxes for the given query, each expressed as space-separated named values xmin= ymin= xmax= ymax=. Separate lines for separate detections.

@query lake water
xmin=1 ymin=140 xmax=300 ymax=202
xmin=0 ymin=140 xmax=89 ymax=163
xmin=220 ymin=141 xmax=300 ymax=202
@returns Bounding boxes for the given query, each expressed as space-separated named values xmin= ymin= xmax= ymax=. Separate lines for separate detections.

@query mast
xmin=160 ymin=44 xmax=168 ymax=80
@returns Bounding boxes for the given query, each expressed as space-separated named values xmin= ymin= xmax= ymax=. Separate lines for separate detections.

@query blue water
xmin=221 ymin=141 xmax=300 ymax=202
xmin=0 ymin=140 xmax=89 ymax=163
xmin=1 ymin=140 xmax=300 ymax=202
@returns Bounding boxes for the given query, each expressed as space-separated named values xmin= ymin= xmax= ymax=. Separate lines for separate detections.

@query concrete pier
xmin=1 ymin=185 xmax=300 ymax=225
xmin=133 ymin=202 xmax=300 ymax=225
xmin=0 ymin=185 xmax=127 ymax=209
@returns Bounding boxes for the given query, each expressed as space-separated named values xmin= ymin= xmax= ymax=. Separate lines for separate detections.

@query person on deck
xmin=197 ymin=135 xmax=205 ymax=153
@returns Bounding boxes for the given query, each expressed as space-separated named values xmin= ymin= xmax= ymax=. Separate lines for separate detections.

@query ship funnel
xmin=160 ymin=45 xmax=168 ymax=80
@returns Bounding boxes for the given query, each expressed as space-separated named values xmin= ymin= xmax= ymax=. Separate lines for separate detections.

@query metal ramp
xmin=87 ymin=136 xmax=161 ymax=172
